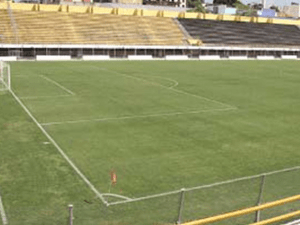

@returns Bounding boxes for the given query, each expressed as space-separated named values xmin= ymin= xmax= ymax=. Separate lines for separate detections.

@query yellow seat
xmin=0 ymin=9 xmax=186 ymax=45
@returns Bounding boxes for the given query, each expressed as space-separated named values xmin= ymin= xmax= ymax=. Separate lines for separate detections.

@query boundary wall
xmin=1 ymin=2 xmax=300 ymax=26
xmin=1 ymin=44 xmax=300 ymax=60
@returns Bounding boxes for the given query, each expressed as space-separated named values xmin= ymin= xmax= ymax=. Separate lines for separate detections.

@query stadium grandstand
xmin=178 ymin=18 xmax=300 ymax=46
xmin=1 ymin=2 xmax=300 ymax=58
xmin=0 ymin=9 xmax=185 ymax=45
xmin=0 ymin=1 xmax=300 ymax=225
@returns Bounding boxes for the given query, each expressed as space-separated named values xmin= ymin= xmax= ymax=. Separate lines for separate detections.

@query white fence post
xmin=255 ymin=174 xmax=266 ymax=222
xmin=69 ymin=204 xmax=73 ymax=225
xmin=177 ymin=188 xmax=186 ymax=224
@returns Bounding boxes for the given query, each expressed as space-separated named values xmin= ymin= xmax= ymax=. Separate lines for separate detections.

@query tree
xmin=188 ymin=0 xmax=206 ymax=13
xmin=252 ymin=3 xmax=263 ymax=10
xmin=233 ymin=0 xmax=250 ymax=10
xmin=270 ymin=5 xmax=280 ymax=12
xmin=213 ymin=0 xmax=237 ymax=6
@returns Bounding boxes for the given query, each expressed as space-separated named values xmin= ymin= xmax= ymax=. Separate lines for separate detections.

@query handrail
xmin=182 ymin=194 xmax=300 ymax=225
xmin=250 ymin=210 xmax=300 ymax=225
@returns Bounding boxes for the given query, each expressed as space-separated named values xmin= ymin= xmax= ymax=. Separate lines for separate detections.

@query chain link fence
xmin=69 ymin=166 xmax=300 ymax=225
xmin=6 ymin=167 xmax=299 ymax=225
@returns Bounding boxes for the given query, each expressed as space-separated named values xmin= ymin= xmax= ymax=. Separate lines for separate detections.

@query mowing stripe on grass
xmin=19 ymin=94 xmax=72 ymax=100
xmin=9 ymin=89 xmax=108 ymax=206
xmin=108 ymin=165 xmax=300 ymax=206
xmin=40 ymin=107 xmax=236 ymax=126
xmin=100 ymin=67 xmax=236 ymax=109
xmin=0 ymin=191 xmax=8 ymax=225
xmin=39 ymin=75 xmax=75 ymax=96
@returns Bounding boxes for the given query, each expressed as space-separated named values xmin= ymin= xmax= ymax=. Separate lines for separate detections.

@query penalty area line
xmin=40 ymin=107 xmax=237 ymax=126
xmin=99 ymin=67 xmax=235 ymax=109
xmin=9 ymin=89 xmax=108 ymax=206
xmin=39 ymin=75 xmax=75 ymax=96
xmin=0 ymin=190 xmax=8 ymax=225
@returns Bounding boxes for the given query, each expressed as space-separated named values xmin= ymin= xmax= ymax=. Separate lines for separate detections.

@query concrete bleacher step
xmin=0 ymin=9 xmax=185 ymax=45
xmin=178 ymin=18 xmax=300 ymax=46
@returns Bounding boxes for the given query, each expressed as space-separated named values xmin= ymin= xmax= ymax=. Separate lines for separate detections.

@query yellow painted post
xmin=234 ymin=16 xmax=241 ymax=22
xmin=156 ymin=10 xmax=161 ymax=17
xmin=182 ymin=195 xmax=300 ymax=225
xmin=250 ymin=16 xmax=257 ymax=23
xmin=178 ymin=12 xmax=185 ymax=19
xmin=112 ymin=8 xmax=118 ymax=15
xmin=158 ymin=10 xmax=163 ymax=17
xmin=216 ymin=14 xmax=223 ymax=21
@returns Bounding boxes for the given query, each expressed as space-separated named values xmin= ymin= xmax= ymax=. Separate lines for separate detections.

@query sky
xmin=204 ymin=0 xmax=300 ymax=7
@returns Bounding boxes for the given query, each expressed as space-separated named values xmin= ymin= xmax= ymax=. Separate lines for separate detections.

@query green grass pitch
xmin=1 ymin=60 xmax=300 ymax=225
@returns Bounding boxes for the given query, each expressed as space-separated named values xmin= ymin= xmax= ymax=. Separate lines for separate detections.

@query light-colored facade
xmin=206 ymin=4 xmax=236 ymax=15
xmin=261 ymin=0 xmax=266 ymax=9
xmin=282 ymin=5 xmax=300 ymax=18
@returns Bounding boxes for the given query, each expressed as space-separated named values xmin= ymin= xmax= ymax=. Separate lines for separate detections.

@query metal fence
xmin=59 ymin=166 xmax=300 ymax=225
xmin=5 ymin=166 xmax=299 ymax=225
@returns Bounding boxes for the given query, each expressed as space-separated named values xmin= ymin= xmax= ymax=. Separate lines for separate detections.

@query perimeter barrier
xmin=66 ymin=166 xmax=300 ymax=225
xmin=6 ymin=166 xmax=299 ymax=224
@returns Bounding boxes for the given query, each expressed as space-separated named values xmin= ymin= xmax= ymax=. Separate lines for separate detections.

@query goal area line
xmin=14 ymin=74 xmax=76 ymax=96
xmin=40 ymin=107 xmax=236 ymax=126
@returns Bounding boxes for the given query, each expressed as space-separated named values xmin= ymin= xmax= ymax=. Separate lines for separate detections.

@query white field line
xmin=285 ymin=219 xmax=300 ymax=225
xmin=100 ymin=67 xmax=236 ymax=109
xmin=108 ymin=165 xmax=300 ymax=206
xmin=102 ymin=193 xmax=132 ymax=201
xmin=40 ymin=107 xmax=236 ymax=126
xmin=8 ymin=89 xmax=108 ymax=206
xmin=0 ymin=191 xmax=8 ymax=225
xmin=19 ymin=94 xmax=72 ymax=100
xmin=39 ymin=75 xmax=75 ymax=96
xmin=137 ymin=74 xmax=179 ymax=89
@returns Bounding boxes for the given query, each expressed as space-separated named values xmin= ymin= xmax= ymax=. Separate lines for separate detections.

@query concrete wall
xmin=282 ymin=5 xmax=300 ymax=18
xmin=2 ymin=2 xmax=300 ymax=26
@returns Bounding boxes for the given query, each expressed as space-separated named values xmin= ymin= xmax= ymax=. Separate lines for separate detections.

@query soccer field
xmin=1 ymin=60 xmax=300 ymax=225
